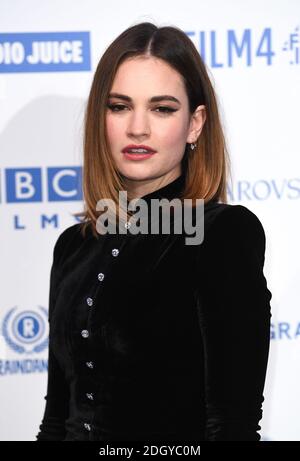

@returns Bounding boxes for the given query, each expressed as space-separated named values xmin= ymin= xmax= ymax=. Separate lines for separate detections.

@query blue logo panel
xmin=0 ymin=32 xmax=91 ymax=73
xmin=1 ymin=307 xmax=49 ymax=357
xmin=6 ymin=168 xmax=42 ymax=203
xmin=47 ymin=166 xmax=82 ymax=201
xmin=13 ymin=311 xmax=45 ymax=344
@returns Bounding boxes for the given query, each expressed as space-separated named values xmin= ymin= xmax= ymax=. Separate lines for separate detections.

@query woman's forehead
xmin=111 ymin=57 xmax=186 ymax=99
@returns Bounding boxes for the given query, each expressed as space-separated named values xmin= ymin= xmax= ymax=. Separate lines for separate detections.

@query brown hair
xmin=75 ymin=21 xmax=232 ymax=238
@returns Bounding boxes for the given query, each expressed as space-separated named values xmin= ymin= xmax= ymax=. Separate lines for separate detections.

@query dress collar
xmin=138 ymin=174 xmax=219 ymax=208
xmin=139 ymin=174 xmax=186 ymax=203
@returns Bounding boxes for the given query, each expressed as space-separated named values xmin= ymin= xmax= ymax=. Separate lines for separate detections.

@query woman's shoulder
xmin=52 ymin=222 xmax=92 ymax=266
xmin=203 ymin=202 xmax=266 ymax=248
xmin=205 ymin=201 xmax=263 ymax=223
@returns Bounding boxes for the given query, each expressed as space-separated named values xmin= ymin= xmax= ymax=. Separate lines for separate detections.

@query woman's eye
xmin=107 ymin=104 xmax=127 ymax=112
xmin=154 ymin=106 xmax=177 ymax=114
xmin=106 ymin=104 xmax=177 ymax=114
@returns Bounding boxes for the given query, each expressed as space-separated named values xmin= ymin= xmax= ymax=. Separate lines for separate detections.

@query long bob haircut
xmin=75 ymin=22 xmax=232 ymax=238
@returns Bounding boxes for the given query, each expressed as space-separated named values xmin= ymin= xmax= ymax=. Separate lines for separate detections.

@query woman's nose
xmin=126 ymin=110 xmax=150 ymax=137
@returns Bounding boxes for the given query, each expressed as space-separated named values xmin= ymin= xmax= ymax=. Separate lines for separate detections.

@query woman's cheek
xmin=160 ymin=125 xmax=187 ymax=151
xmin=105 ymin=116 xmax=118 ymax=140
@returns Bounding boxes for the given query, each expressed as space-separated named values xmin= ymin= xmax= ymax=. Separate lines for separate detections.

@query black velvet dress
xmin=36 ymin=174 xmax=272 ymax=441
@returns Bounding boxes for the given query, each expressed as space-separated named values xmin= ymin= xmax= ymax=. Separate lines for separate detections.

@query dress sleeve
xmin=196 ymin=205 xmax=272 ymax=441
xmin=36 ymin=233 xmax=70 ymax=441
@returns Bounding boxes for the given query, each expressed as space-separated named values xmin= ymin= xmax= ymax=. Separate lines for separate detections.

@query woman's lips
xmin=122 ymin=152 xmax=157 ymax=160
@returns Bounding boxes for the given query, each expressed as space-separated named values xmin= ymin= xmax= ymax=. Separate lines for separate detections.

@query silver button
xmin=97 ymin=273 xmax=105 ymax=282
xmin=111 ymin=248 xmax=119 ymax=257
xmin=84 ymin=423 xmax=91 ymax=431
xmin=86 ymin=361 xmax=94 ymax=369
xmin=81 ymin=330 xmax=89 ymax=338
xmin=86 ymin=297 xmax=93 ymax=307
xmin=124 ymin=221 xmax=131 ymax=229
xmin=86 ymin=393 xmax=94 ymax=400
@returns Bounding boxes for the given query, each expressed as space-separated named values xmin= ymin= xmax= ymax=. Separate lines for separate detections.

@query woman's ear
xmin=187 ymin=105 xmax=206 ymax=144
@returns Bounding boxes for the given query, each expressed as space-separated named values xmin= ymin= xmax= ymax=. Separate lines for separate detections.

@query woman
xmin=36 ymin=22 xmax=272 ymax=441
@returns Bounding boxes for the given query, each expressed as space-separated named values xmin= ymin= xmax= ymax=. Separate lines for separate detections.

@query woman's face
xmin=105 ymin=56 xmax=205 ymax=196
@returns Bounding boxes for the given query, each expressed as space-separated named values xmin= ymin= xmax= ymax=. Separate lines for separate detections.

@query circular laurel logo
xmin=2 ymin=306 xmax=49 ymax=354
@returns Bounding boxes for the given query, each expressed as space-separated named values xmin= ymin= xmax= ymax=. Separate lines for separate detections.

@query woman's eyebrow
xmin=108 ymin=92 xmax=181 ymax=105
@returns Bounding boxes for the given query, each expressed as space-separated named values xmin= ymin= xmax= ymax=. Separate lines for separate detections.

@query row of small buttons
xmin=81 ymin=249 xmax=120 ymax=339
xmin=86 ymin=273 xmax=104 ymax=307
xmin=83 ymin=247 xmax=120 ymax=434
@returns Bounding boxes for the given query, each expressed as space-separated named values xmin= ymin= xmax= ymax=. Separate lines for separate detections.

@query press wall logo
xmin=2 ymin=166 xmax=82 ymax=203
xmin=227 ymin=178 xmax=300 ymax=201
xmin=0 ymin=307 xmax=49 ymax=376
xmin=186 ymin=25 xmax=300 ymax=67
xmin=1 ymin=166 xmax=83 ymax=231
xmin=271 ymin=322 xmax=300 ymax=340
xmin=0 ymin=32 xmax=91 ymax=73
